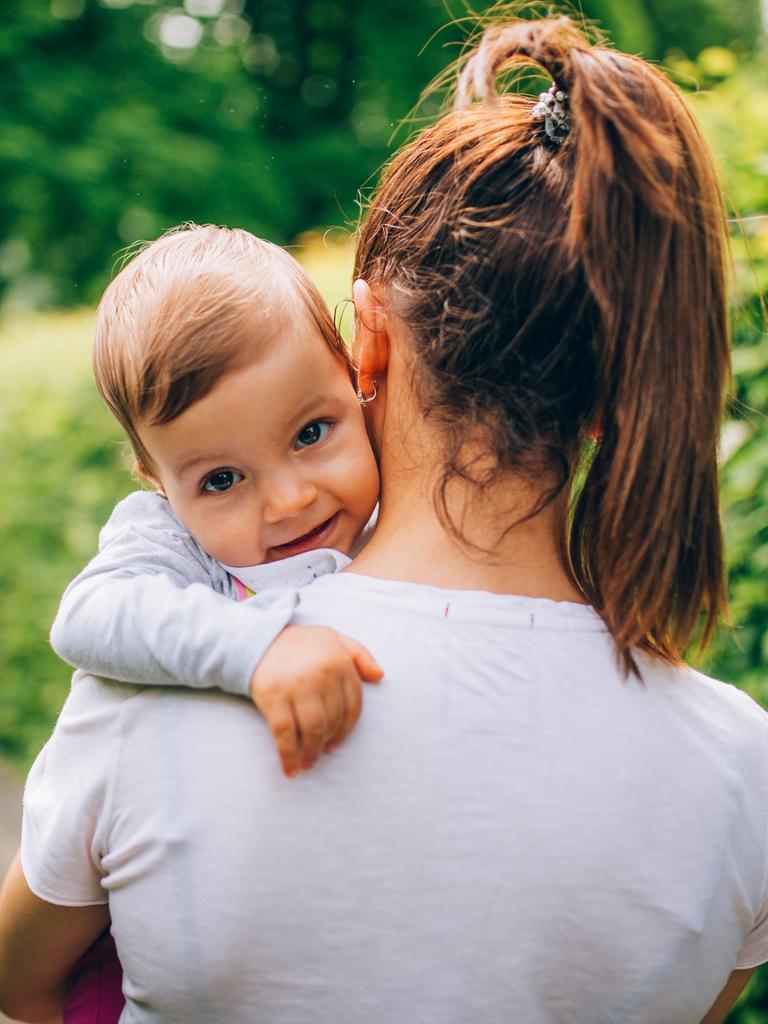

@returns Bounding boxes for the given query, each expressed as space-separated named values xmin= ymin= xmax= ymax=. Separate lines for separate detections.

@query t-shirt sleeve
xmin=736 ymin=911 xmax=768 ymax=968
xmin=734 ymin=693 xmax=768 ymax=969
xmin=20 ymin=676 xmax=126 ymax=906
xmin=49 ymin=490 xmax=297 ymax=696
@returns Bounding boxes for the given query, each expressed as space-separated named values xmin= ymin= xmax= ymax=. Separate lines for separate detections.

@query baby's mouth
xmin=269 ymin=513 xmax=338 ymax=557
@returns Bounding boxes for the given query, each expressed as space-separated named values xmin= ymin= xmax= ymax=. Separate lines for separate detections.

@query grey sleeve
xmin=49 ymin=491 xmax=297 ymax=697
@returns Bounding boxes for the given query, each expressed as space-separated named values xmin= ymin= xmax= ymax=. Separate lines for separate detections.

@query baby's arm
xmin=51 ymin=491 xmax=383 ymax=775
xmin=50 ymin=491 xmax=295 ymax=696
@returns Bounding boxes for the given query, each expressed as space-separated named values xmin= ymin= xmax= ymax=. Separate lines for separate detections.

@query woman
xmin=1 ymin=13 xmax=766 ymax=1023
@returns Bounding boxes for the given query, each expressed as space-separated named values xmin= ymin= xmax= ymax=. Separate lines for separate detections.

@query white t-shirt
xmin=22 ymin=574 xmax=768 ymax=1024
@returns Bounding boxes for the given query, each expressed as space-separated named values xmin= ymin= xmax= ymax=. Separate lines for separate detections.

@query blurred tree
xmin=0 ymin=0 xmax=763 ymax=307
xmin=642 ymin=0 xmax=762 ymax=56
xmin=0 ymin=0 xmax=294 ymax=306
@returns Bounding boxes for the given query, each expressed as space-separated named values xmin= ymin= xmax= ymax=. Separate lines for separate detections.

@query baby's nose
xmin=262 ymin=473 xmax=318 ymax=524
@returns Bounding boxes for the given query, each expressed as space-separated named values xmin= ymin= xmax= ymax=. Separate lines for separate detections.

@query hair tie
xmin=531 ymin=83 xmax=571 ymax=145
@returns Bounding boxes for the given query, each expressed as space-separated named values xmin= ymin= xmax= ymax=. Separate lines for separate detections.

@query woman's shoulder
xmin=55 ymin=672 xmax=147 ymax=741
xmin=709 ymin=670 xmax=767 ymax=733
xmin=650 ymin=659 xmax=768 ymax=765
xmin=674 ymin=662 xmax=766 ymax=722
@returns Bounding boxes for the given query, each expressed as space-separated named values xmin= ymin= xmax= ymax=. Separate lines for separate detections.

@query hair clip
xmin=531 ymin=83 xmax=570 ymax=145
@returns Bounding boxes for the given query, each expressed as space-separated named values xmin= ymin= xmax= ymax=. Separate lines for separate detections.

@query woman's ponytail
xmin=563 ymin=25 xmax=729 ymax=667
xmin=357 ymin=14 xmax=730 ymax=670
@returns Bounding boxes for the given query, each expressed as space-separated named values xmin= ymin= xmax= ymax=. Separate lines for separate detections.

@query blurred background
xmin=0 ymin=1 xmax=766 ymax=1018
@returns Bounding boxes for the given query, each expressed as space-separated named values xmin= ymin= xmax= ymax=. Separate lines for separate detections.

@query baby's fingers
xmin=263 ymin=698 xmax=300 ymax=778
xmin=324 ymin=671 xmax=362 ymax=755
xmin=294 ymin=693 xmax=330 ymax=772
xmin=336 ymin=635 xmax=383 ymax=683
xmin=318 ymin=678 xmax=346 ymax=752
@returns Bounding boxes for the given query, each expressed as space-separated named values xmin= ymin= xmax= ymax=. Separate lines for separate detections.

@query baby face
xmin=138 ymin=318 xmax=380 ymax=567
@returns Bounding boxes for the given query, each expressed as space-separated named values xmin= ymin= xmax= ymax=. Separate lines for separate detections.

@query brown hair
xmin=355 ymin=14 xmax=730 ymax=670
xmin=94 ymin=224 xmax=351 ymax=472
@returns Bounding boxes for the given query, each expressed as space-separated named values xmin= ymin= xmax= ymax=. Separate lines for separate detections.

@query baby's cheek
xmin=185 ymin=512 xmax=236 ymax=564
xmin=220 ymin=525 xmax=259 ymax=566
xmin=351 ymin=448 xmax=381 ymax=514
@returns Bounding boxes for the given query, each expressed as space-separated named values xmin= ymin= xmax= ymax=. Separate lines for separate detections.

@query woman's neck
xmin=351 ymin=318 xmax=585 ymax=601
xmin=350 ymin=434 xmax=585 ymax=602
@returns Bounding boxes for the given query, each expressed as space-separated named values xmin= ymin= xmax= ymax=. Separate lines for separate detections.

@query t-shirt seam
xmin=314 ymin=578 xmax=607 ymax=630
xmin=99 ymin=682 xmax=132 ymax=877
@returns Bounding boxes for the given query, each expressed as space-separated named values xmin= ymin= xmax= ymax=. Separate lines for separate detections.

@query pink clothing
xmin=231 ymin=575 xmax=255 ymax=600
xmin=64 ymin=931 xmax=124 ymax=1024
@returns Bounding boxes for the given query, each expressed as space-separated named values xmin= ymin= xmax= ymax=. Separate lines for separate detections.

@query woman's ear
xmin=352 ymin=279 xmax=389 ymax=399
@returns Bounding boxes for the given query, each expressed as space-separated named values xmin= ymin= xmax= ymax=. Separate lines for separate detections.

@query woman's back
xmin=26 ymin=574 xmax=768 ymax=1023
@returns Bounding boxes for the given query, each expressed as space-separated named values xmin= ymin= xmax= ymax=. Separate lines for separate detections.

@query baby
xmin=51 ymin=224 xmax=383 ymax=782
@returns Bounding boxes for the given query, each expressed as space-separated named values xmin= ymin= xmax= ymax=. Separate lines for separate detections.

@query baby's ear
xmin=133 ymin=458 xmax=164 ymax=496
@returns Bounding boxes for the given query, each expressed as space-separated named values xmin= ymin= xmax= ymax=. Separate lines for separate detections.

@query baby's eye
xmin=202 ymin=469 xmax=244 ymax=493
xmin=294 ymin=420 xmax=331 ymax=449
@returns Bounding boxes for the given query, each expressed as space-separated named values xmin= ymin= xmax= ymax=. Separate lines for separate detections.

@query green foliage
xmin=683 ymin=54 xmax=768 ymax=1024
xmin=688 ymin=56 xmax=768 ymax=708
xmin=0 ymin=0 xmax=762 ymax=307
xmin=642 ymin=0 xmax=761 ymax=57
xmin=0 ymin=0 xmax=464 ymax=307
xmin=0 ymin=312 xmax=132 ymax=763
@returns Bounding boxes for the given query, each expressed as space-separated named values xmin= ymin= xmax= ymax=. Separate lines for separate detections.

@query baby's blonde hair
xmin=94 ymin=224 xmax=351 ymax=472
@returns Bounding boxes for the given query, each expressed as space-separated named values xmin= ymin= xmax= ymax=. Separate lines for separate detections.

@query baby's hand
xmin=249 ymin=625 xmax=383 ymax=778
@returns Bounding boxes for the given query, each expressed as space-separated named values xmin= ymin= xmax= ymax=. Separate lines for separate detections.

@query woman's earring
xmin=357 ymin=377 xmax=377 ymax=405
